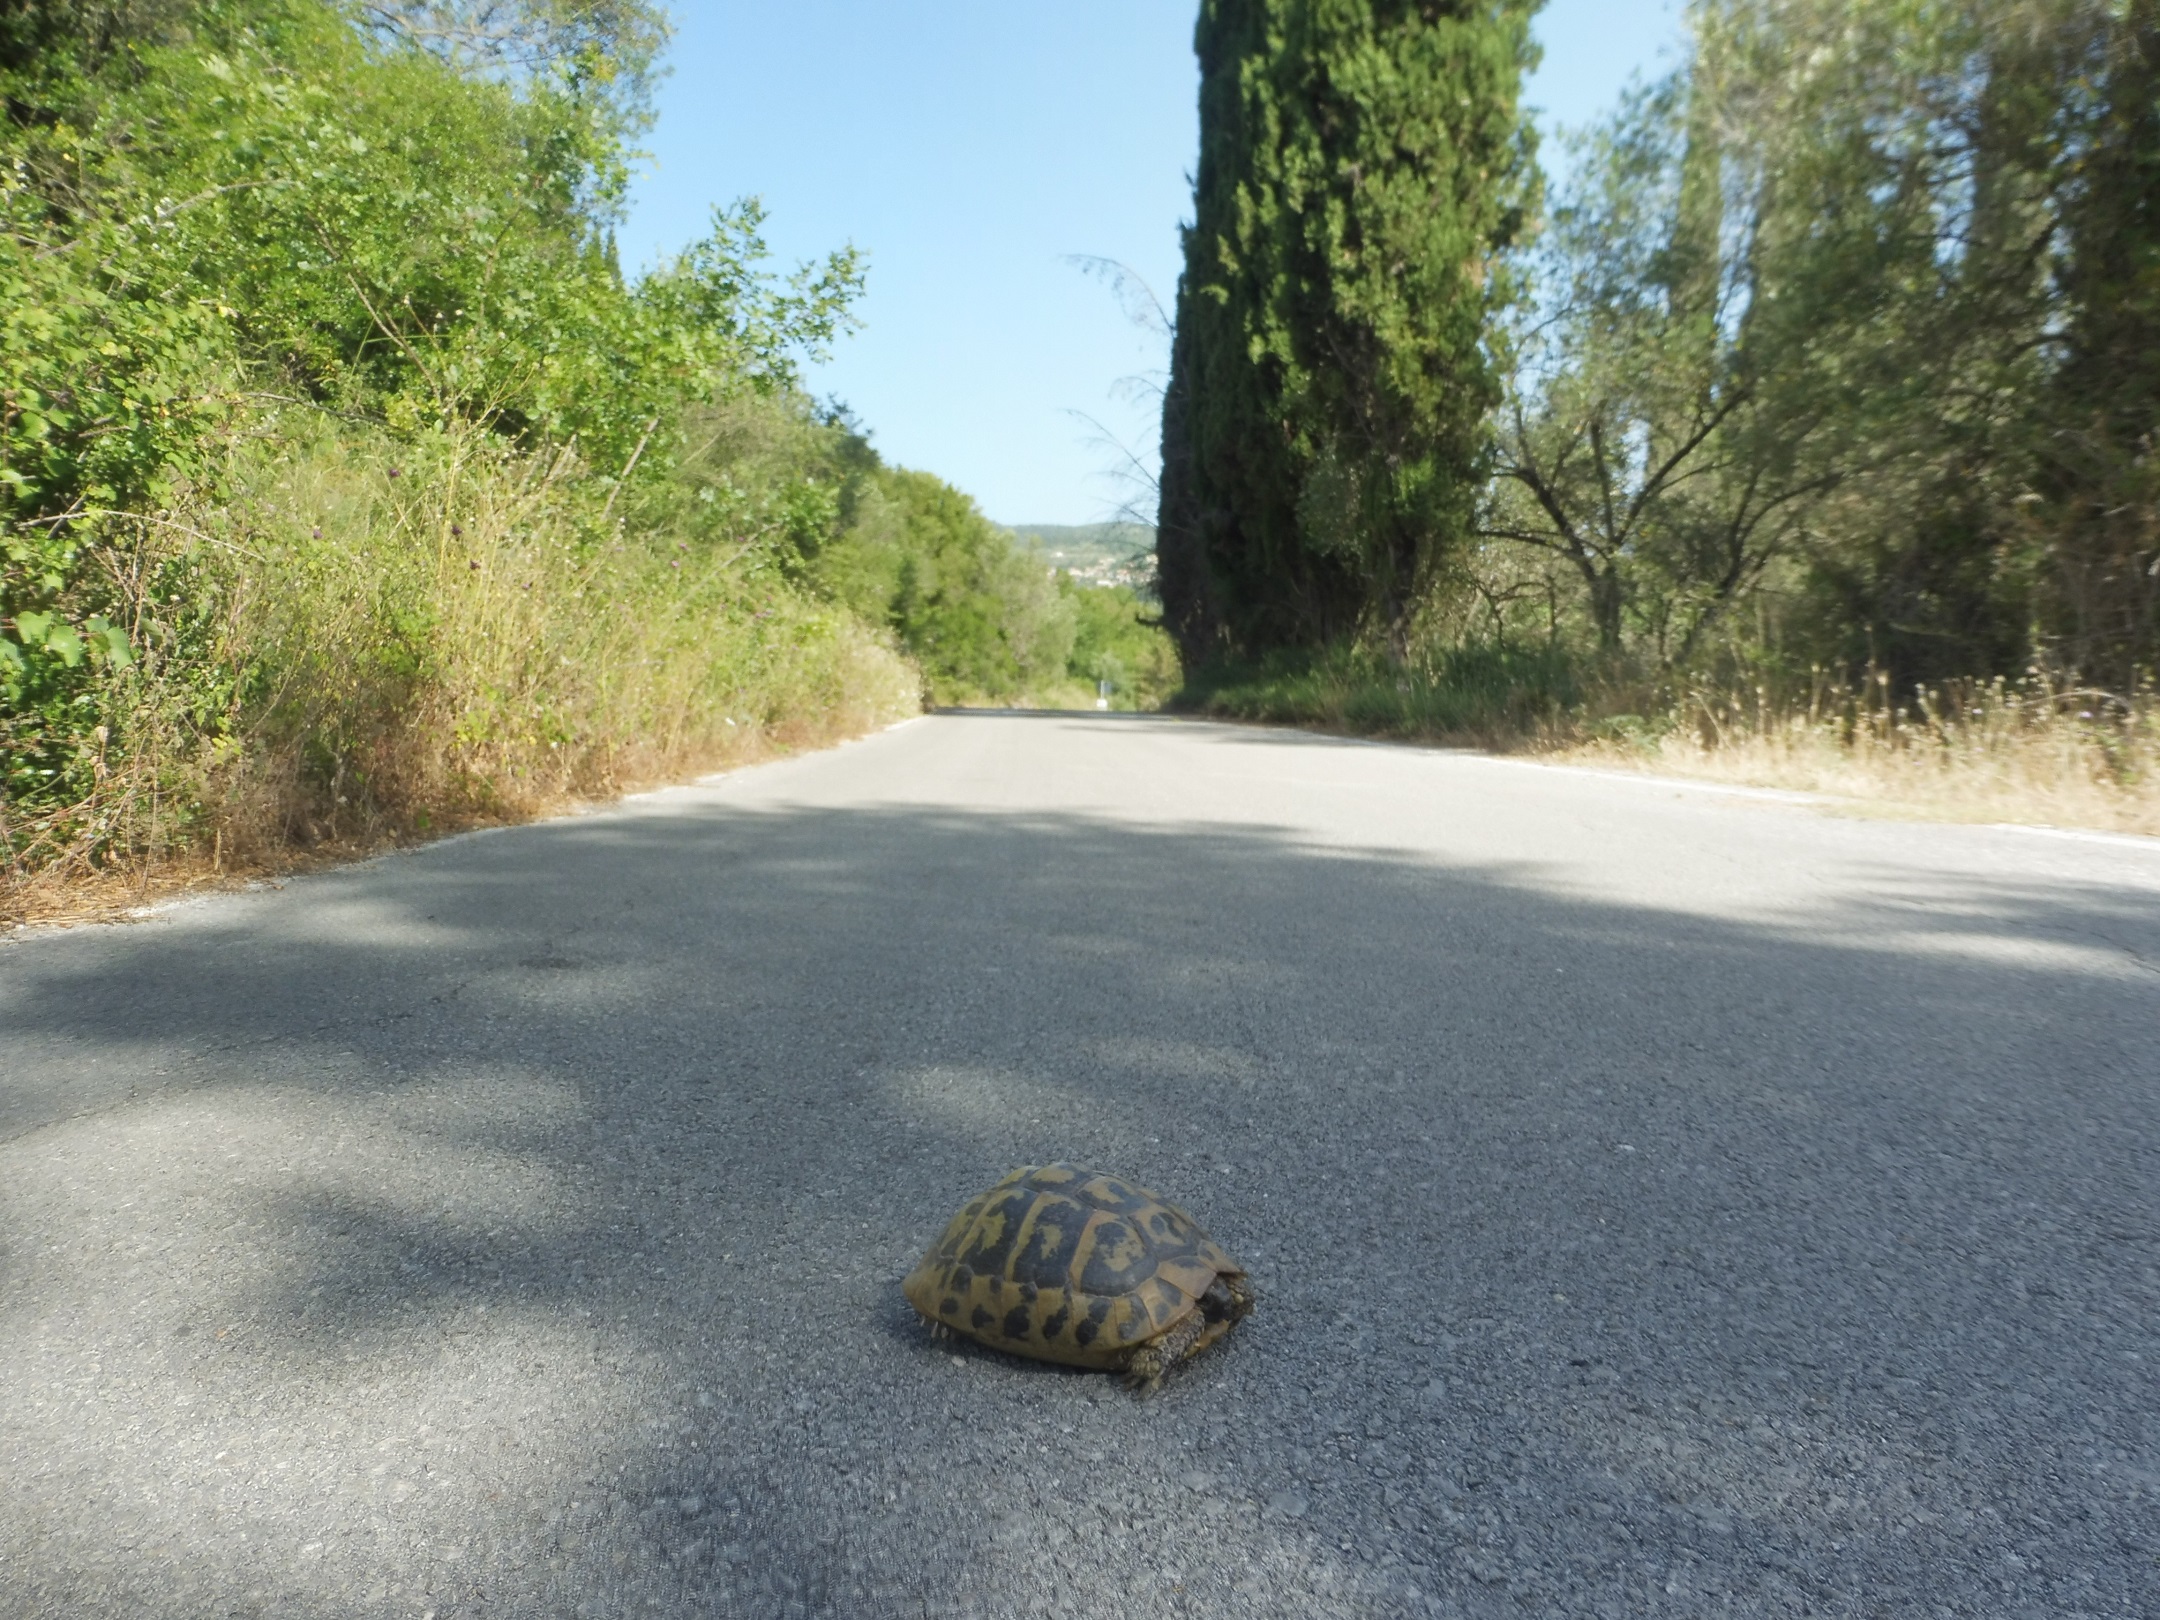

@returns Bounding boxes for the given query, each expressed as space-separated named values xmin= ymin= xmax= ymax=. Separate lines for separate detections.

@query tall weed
xmin=1184 ymin=643 xmax=1580 ymax=740
xmin=1183 ymin=649 xmax=2159 ymax=835
xmin=1580 ymin=672 xmax=2160 ymax=836
xmin=0 ymin=417 xmax=917 ymax=920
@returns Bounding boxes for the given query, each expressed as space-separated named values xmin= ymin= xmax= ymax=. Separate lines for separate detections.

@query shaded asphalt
xmin=3 ymin=713 xmax=2157 ymax=1618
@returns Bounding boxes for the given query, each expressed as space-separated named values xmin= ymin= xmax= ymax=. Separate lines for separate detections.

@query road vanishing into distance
xmin=4 ymin=712 xmax=2157 ymax=1619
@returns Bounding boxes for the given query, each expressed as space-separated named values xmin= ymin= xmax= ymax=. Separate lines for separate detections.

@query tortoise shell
xmin=902 ymin=1163 xmax=1248 ymax=1373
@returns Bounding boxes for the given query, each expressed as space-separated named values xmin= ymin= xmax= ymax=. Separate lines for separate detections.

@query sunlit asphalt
xmin=4 ymin=712 xmax=2157 ymax=1618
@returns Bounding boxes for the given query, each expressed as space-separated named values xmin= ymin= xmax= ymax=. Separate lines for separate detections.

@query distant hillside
xmin=1003 ymin=522 xmax=1156 ymax=591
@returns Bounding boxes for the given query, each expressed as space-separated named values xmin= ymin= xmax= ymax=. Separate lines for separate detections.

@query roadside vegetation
xmin=803 ymin=450 xmax=1175 ymax=712
xmin=0 ymin=0 xmax=1170 ymax=922
xmin=1160 ymin=0 xmax=2160 ymax=834
xmin=21 ymin=0 xmax=2143 ymax=930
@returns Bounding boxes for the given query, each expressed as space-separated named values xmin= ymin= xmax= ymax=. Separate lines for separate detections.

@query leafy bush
xmin=1184 ymin=641 xmax=1579 ymax=738
xmin=808 ymin=466 xmax=1072 ymax=705
xmin=1063 ymin=578 xmax=1178 ymax=710
xmin=0 ymin=0 xmax=903 ymax=904
xmin=670 ymin=394 xmax=1175 ymax=709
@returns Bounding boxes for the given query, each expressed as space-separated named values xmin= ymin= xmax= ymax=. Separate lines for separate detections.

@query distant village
xmin=1006 ymin=522 xmax=1158 ymax=594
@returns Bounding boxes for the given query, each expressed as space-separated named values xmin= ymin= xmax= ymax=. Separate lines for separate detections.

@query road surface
xmin=3 ymin=713 xmax=2157 ymax=1618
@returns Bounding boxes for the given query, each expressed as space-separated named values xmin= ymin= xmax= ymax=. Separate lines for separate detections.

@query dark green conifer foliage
xmin=1159 ymin=0 xmax=1539 ymax=662
xmin=2044 ymin=2 xmax=2160 ymax=684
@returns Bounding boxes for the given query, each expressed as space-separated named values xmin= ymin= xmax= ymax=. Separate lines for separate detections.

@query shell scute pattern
xmin=902 ymin=1163 xmax=1253 ymax=1379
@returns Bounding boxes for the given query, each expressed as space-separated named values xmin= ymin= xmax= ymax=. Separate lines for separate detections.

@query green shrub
xmin=1 ymin=0 xmax=901 ymax=902
xmin=1183 ymin=641 xmax=1579 ymax=739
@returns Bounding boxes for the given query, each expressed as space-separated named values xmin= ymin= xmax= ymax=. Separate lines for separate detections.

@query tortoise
xmin=902 ymin=1163 xmax=1255 ymax=1391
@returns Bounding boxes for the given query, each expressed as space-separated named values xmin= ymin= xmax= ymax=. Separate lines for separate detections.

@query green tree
xmin=2040 ymin=0 xmax=2160 ymax=685
xmin=815 ymin=469 xmax=1076 ymax=704
xmin=1061 ymin=578 xmax=1179 ymax=708
xmin=1 ymin=0 xmax=864 ymax=843
xmin=1478 ymin=0 xmax=2087 ymax=686
xmin=1158 ymin=0 xmax=1540 ymax=663
xmin=1481 ymin=64 xmax=1864 ymax=667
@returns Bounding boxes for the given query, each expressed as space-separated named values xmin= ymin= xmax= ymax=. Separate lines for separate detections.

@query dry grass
xmin=0 ymin=714 xmax=892 ymax=934
xmin=2 ymin=416 xmax=921 ymax=930
xmin=1186 ymin=652 xmax=2160 ymax=838
xmin=1561 ymin=674 xmax=2160 ymax=837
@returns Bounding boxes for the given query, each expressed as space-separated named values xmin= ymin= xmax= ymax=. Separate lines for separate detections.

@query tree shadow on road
xmin=1 ymin=786 xmax=2156 ymax=1617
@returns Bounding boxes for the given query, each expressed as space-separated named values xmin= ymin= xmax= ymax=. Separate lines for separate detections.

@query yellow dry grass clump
xmin=1565 ymin=675 xmax=2160 ymax=837
xmin=2 ymin=418 xmax=920 ymax=926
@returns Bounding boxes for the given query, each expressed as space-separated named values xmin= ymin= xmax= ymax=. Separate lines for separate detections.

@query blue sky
xmin=617 ymin=1 xmax=1684 ymax=526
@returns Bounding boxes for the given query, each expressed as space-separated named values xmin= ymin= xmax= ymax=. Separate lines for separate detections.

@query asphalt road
xmin=4 ymin=713 xmax=2158 ymax=1619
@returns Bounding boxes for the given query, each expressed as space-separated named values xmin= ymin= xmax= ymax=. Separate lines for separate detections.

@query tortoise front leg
xmin=1121 ymin=1309 xmax=1210 ymax=1393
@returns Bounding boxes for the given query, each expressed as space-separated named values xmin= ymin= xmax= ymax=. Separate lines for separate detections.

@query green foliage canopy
xmin=0 ymin=0 xmax=862 ymax=826
xmin=1476 ymin=0 xmax=2160 ymax=690
xmin=815 ymin=468 xmax=1078 ymax=705
xmin=1158 ymin=0 xmax=1541 ymax=662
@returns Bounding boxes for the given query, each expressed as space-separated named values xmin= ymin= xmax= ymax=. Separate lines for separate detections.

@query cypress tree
xmin=1158 ymin=0 xmax=1539 ymax=663
xmin=2044 ymin=1 xmax=2160 ymax=683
